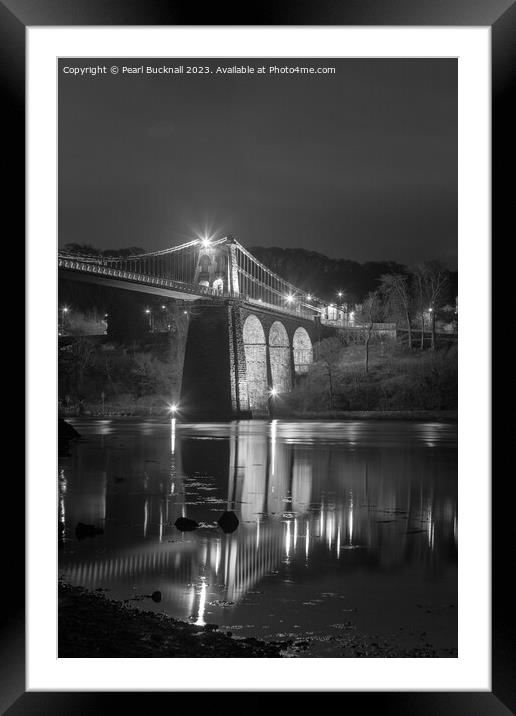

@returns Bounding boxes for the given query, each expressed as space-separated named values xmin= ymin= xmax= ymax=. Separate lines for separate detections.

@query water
xmin=59 ymin=418 xmax=458 ymax=657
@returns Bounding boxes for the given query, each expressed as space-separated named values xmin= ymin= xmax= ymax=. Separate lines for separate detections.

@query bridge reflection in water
xmin=59 ymin=419 xmax=457 ymax=631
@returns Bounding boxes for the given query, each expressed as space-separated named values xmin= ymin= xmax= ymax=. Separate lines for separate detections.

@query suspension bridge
xmin=58 ymin=235 xmax=335 ymax=418
xmin=58 ymin=235 xmax=327 ymax=320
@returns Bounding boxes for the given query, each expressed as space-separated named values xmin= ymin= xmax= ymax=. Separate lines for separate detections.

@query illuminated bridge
xmin=58 ymin=235 xmax=326 ymax=318
xmin=59 ymin=236 xmax=334 ymax=418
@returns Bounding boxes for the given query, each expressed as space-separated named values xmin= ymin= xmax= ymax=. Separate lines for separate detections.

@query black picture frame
xmin=7 ymin=0 xmax=508 ymax=711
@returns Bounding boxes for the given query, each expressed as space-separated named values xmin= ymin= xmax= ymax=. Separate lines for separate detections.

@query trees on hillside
xmin=380 ymin=262 xmax=450 ymax=351
xmin=355 ymin=290 xmax=383 ymax=373
xmin=420 ymin=261 xmax=449 ymax=350
xmin=61 ymin=243 xmax=145 ymax=258
xmin=379 ymin=274 xmax=413 ymax=349
xmin=316 ymin=335 xmax=346 ymax=409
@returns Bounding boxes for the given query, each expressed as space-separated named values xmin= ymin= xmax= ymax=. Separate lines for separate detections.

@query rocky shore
xmin=58 ymin=583 xmax=282 ymax=658
xmin=59 ymin=583 xmax=457 ymax=659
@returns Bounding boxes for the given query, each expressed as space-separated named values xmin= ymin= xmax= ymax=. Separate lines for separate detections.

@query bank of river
xmin=60 ymin=409 xmax=457 ymax=421
xmin=59 ymin=582 xmax=455 ymax=658
xmin=59 ymin=582 xmax=282 ymax=657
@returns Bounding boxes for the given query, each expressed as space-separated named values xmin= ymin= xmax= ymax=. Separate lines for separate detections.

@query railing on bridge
xmin=58 ymin=255 xmax=217 ymax=298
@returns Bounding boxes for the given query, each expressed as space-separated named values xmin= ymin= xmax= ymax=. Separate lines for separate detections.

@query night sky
xmin=58 ymin=58 xmax=457 ymax=268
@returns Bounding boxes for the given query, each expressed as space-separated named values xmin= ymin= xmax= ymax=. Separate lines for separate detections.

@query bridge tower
xmin=192 ymin=235 xmax=240 ymax=297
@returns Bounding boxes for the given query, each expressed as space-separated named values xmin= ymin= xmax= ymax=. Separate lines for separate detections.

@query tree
xmin=421 ymin=261 xmax=449 ymax=350
xmin=62 ymin=243 xmax=102 ymax=257
xmin=380 ymin=273 xmax=413 ymax=349
xmin=356 ymin=290 xmax=383 ymax=374
xmin=316 ymin=335 xmax=345 ymax=409
xmin=412 ymin=268 xmax=427 ymax=349
xmin=68 ymin=337 xmax=96 ymax=397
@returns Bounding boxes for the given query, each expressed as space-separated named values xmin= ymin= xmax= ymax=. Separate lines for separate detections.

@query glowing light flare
xmin=170 ymin=417 xmax=176 ymax=454
xmin=327 ymin=513 xmax=334 ymax=550
xmin=285 ymin=520 xmax=291 ymax=558
xmin=188 ymin=584 xmax=196 ymax=615
xmin=269 ymin=387 xmax=278 ymax=398
xmin=215 ymin=540 xmax=221 ymax=574
xmin=285 ymin=293 xmax=294 ymax=303
xmin=143 ymin=498 xmax=149 ymax=538
xmin=270 ymin=419 xmax=277 ymax=475
xmin=426 ymin=505 xmax=434 ymax=549
xmin=59 ymin=493 xmax=65 ymax=528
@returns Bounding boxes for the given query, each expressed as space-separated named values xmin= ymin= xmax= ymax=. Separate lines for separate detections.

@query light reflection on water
xmin=59 ymin=419 xmax=457 ymax=654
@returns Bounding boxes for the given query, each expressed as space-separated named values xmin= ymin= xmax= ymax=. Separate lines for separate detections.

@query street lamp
xmin=60 ymin=306 xmax=69 ymax=334
xmin=268 ymin=387 xmax=278 ymax=417
xmin=168 ymin=403 xmax=178 ymax=415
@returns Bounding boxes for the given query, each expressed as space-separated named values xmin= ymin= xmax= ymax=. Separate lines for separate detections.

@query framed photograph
xmin=6 ymin=0 xmax=508 ymax=710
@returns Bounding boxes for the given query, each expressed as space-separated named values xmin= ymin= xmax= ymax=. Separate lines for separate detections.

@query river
xmin=58 ymin=418 xmax=457 ymax=657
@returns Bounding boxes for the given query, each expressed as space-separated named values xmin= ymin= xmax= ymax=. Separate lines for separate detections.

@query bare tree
xmin=316 ymin=336 xmax=345 ymax=409
xmin=380 ymin=273 xmax=413 ymax=349
xmin=412 ymin=268 xmax=426 ymax=349
xmin=356 ymin=290 xmax=382 ymax=374
xmin=70 ymin=337 xmax=96 ymax=396
xmin=421 ymin=261 xmax=449 ymax=350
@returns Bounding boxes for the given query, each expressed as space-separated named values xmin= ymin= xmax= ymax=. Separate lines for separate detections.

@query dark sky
xmin=58 ymin=58 xmax=457 ymax=268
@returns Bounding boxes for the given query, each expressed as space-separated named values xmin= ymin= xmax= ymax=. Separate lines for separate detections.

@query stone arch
xmin=199 ymin=254 xmax=211 ymax=273
xmin=293 ymin=327 xmax=313 ymax=374
xmin=243 ymin=315 xmax=268 ymax=413
xmin=269 ymin=321 xmax=291 ymax=393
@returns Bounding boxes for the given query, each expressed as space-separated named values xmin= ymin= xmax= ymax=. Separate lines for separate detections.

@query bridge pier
xmin=227 ymin=302 xmax=252 ymax=417
xmin=180 ymin=301 xmax=317 ymax=420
